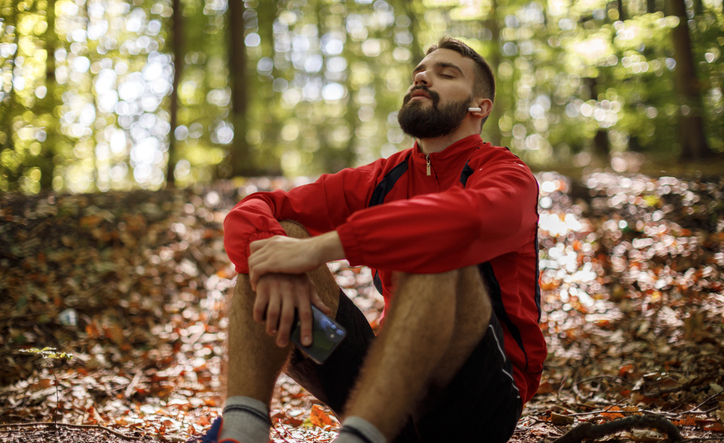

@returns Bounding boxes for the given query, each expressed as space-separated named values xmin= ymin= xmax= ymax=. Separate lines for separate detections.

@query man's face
xmin=397 ymin=48 xmax=478 ymax=139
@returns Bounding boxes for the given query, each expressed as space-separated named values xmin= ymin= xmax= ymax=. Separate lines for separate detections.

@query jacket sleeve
xmin=223 ymin=160 xmax=385 ymax=273
xmin=336 ymin=151 xmax=539 ymax=273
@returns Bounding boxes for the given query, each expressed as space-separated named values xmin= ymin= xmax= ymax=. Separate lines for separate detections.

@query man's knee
xmin=394 ymin=269 xmax=458 ymax=288
xmin=394 ymin=266 xmax=489 ymax=309
xmin=279 ymin=220 xmax=310 ymax=239
xmin=232 ymin=273 xmax=255 ymax=308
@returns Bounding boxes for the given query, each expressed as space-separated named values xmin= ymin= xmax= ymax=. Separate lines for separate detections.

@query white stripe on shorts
xmin=488 ymin=323 xmax=521 ymax=397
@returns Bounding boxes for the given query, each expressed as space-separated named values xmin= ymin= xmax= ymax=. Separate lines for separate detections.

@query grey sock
xmin=334 ymin=416 xmax=386 ymax=443
xmin=219 ymin=396 xmax=271 ymax=443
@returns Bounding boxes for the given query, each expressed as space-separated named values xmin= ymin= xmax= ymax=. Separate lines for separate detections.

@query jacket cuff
xmin=336 ymin=222 xmax=364 ymax=266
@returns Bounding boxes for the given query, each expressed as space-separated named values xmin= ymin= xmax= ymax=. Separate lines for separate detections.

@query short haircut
xmin=426 ymin=37 xmax=496 ymax=104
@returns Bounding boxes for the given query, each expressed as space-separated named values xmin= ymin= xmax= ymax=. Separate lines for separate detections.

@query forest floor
xmin=1 ymin=170 xmax=723 ymax=443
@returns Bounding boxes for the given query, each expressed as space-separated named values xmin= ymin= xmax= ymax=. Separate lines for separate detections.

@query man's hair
xmin=426 ymin=37 xmax=495 ymax=104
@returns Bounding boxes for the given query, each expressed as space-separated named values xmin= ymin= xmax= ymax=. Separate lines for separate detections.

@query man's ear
xmin=470 ymin=98 xmax=493 ymax=118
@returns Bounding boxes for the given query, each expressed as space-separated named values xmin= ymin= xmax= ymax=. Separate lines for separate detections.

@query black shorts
xmin=285 ymin=290 xmax=522 ymax=443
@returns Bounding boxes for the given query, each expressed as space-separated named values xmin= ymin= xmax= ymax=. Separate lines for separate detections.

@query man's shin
xmin=343 ymin=271 xmax=459 ymax=439
xmin=224 ymin=274 xmax=291 ymax=405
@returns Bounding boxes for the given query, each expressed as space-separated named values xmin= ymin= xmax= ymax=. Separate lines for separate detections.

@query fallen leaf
xmin=308 ymin=404 xmax=336 ymax=428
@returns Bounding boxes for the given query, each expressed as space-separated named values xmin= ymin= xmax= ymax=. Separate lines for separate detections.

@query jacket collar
xmin=411 ymin=134 xmax=484 ymax=167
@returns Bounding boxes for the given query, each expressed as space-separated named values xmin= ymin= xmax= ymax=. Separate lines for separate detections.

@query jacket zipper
xmin=426 ymin=154 xmax=431 ymax=176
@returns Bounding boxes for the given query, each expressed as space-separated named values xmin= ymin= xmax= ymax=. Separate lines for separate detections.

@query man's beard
xmin=397 ymin=86 xmax=471 ymax=139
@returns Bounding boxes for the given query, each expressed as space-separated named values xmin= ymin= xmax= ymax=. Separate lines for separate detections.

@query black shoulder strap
xmin=368 ymin=153 xmax=411 ymax=207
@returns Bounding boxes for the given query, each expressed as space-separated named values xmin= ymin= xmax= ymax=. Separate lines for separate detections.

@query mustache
xmin=403 ymin=86 xmax=440 ymax=106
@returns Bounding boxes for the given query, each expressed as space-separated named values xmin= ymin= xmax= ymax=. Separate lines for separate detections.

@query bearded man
xmin=197 ymin=37 xmax=546 ymax=443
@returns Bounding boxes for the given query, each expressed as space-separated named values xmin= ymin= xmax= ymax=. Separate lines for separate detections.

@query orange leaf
xmin=537 ymin=381 xmax=554 ymax=394
xmin=309 ymin=404 xmax=335 ymax=428
xmin=703 ymin=422 xmax=724 ymax=432
xmin=673 ymin=417 xmax=696 ymax=426
xmin=31 ymin=379 xmax=53 ymax=389
xmin=601 ymin=406 xmax=625 ymax=420
xmin=619 ymin=364 xmax=635 ymax=377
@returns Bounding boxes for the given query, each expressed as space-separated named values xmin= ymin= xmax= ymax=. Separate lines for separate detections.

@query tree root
xmin=552 ymin=415 xmax=684 ymax=443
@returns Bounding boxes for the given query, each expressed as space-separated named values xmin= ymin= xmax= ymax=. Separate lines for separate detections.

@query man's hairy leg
xmin=226 ymin=220 xmax=340 ymax=403
xmin=341 ymin=266 xmax=490 ymax=441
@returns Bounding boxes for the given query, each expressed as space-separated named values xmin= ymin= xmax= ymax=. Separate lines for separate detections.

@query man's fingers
xmin=276 ymin=293 xmax=296 ymax=347
xmin=249 ymin=267 xmax=260 ymax=291
xmin=310 ymin=287 xmax=333 ymax=317
xmin=249 ymin=238 xmax=268 ymax=254
xmin=252 ymin=283 xmax=269 ymax=323
xmin=249 ymin=253 xmax=279 ymax=290
xmin=265 ymin=292 xmax=281 ymax=337
xmin=249 ymin=258 xmax=275 ymax=291
xmin=297 ymin=296 xmax=314 ymax=347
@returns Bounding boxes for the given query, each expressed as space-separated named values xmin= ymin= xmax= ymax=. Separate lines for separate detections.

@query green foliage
xmin=0 ymin=0 xmax=722 ymax=193
xmin=19 ymin=347 xmax=74 ymax=361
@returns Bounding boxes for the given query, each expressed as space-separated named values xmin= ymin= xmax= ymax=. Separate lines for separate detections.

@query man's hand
xmin=253 ymin=273 xmax=332 ymax=347
xmin=249 ymin=236 xmax=324 ymax=290
xmin=248 ymin=231 xmax=346 ymax=290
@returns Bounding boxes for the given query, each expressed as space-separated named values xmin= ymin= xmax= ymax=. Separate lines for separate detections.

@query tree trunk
xmin=0 ymin=1 xmax=20 ymax=189
xmin=617 ymin=0 xmax=627 ymax=20
xmin=667 ymin=0 xmax=712 ymax=160
xmin=583 ymin=77 xmax=609 ymax=162
xmin=39 ymin=0 xmax=58 ymax=189
xmin=256 ymin=0 xmax=282 ymax=176
xmin=483 ymin=0 xmax=502 ymax=146
xmin=400 ymin=0 xmax=424 ymax=66
xmin=647 ymin=0 xmax=658 ymax=14
xmin=166 ymin=0 xmax=183 ymax=187
xmin=227 ymin=0 xmax=254 ymax=177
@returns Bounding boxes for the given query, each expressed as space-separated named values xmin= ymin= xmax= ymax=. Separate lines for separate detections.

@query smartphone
xmin=290 ymin=305 xmax=346 ymax=365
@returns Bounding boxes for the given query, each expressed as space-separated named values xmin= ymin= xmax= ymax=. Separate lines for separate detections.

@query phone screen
xmin=290 ymin=305 xmax=346 ymax=364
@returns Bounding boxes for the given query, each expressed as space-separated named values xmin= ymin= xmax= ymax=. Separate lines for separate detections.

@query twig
xmin=681 ymin=438 xmax=724 ymax=443
xmin=567 ymin=402 xmax=631 ymax=417
xmin=552 ymin=415 xmax=683 ymax=443
xmin=124 ymin=370 xmax=142 ymax=398
xmin=0 ymin=422 xmax=140 ymax=440
xmin=272 ymin=421 xmax=294 ymax=443
xmin=692 ymin=390 xmax=724 ymax=411
xmin=576 ymin=375 xmax=625 ymax=387
xmin=557 ymin=374 xmax=568 ymax=404
xmin=643 ymin=374 xmax=717 ymax=397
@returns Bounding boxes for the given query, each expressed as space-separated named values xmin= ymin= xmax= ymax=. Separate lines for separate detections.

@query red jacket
xmin=224 ymin=134 xmax=546 ymax=404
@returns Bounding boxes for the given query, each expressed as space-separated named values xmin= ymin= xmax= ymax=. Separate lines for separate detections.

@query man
xmin=200 ymin=37 xmax=546 ymax=443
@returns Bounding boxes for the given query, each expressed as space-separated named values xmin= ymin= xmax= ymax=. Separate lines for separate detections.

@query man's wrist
xmin=313 ymin=231 xmax=346 ymax=264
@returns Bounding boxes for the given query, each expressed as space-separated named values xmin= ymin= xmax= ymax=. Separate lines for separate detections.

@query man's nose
xmin=413 ymin=70 xmax=429 ymax=86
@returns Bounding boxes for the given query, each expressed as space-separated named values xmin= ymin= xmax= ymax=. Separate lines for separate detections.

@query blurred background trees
xmin=0 ymin=0 xmax=722 ymax=193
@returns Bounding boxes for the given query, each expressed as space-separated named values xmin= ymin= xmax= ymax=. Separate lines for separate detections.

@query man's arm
xmin=223 ymin=157 xmax=390 ymax=348
xmin=223 ymin=161 xmax=385 ymax=274
xmin=336 ymin=147 xmax=539 ymax=273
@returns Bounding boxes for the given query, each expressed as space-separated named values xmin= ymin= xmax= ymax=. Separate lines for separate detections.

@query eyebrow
xmin=412 ymin=61 xmax=465 ymax=77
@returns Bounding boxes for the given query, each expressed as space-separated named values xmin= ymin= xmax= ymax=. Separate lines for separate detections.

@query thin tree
xmin=0 ymin=0 xmax=21 ymax=190
xmin=483 ymin=0 xmax=503 ymax=146
xmin=227 ymin=0 xmax=254 ymax=177
xmin=667 ymin=0 xmax=712 ymax=160
xmin=38 ymin=0 xmax=59 ymax=189
xmin=584 ymin=76 xmax=610 ymax=163
xmin=166 ymin=0 xmax=183 ymax=187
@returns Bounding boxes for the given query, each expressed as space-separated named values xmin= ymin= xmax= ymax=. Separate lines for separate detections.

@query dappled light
xmin=1 ymin=0 xmax=723 ymax=192
xmin=1 ymin=0 xmax=724 ymax=442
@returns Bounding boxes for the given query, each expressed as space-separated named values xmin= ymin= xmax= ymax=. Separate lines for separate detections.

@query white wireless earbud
xmin=468 ymin=107 xmax=482 ymax=112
